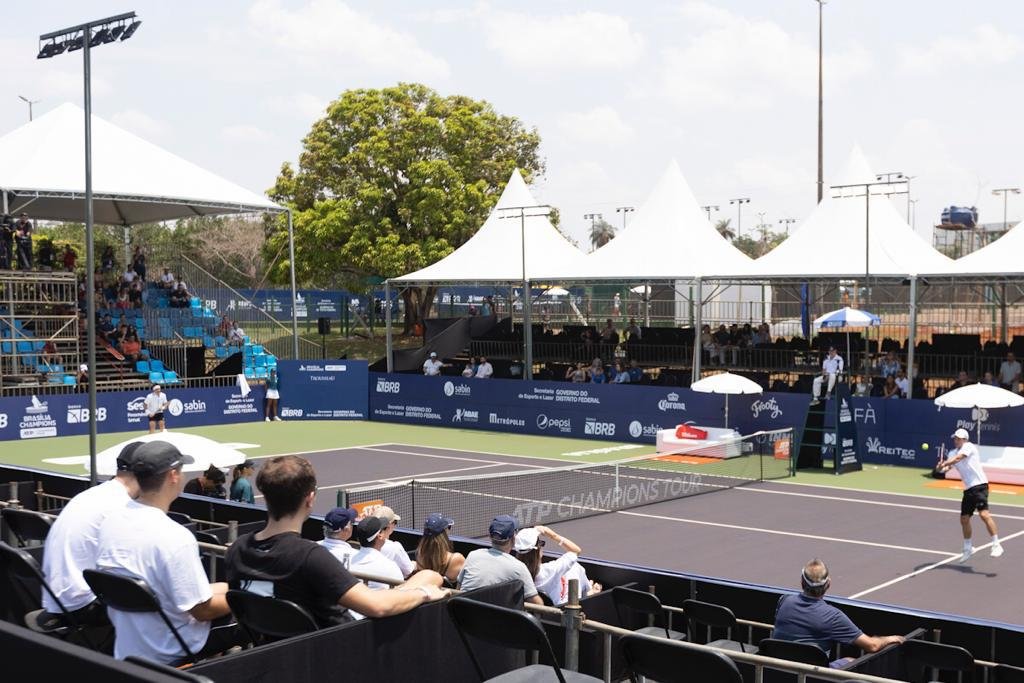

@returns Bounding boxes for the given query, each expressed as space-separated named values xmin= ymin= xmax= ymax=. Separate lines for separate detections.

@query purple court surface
xmin=281 ymin=443 xmax=1024 ymax=625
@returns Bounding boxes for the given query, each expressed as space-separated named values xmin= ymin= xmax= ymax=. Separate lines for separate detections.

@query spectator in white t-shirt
xmin=159 ymin=267 xmax=176 ymax=289
xmin=372 ymin=505 xmax=415 ymax=578
xmin=348 ymin=517 xmax=404 ymax=619
xmin=812 ymin=347 xmax=844 ymax=404
xmin=422 ymin=352 xmax=444 ymax=376
xmin=228 ymin=322 xmax=246 ymax=347
xmin=36 ymin=443 xmax=142 ymax=631
xmin=95 ymin=441 xmax=243 ymax=664
xmin=475 ymin=356 xmax=493 ymax=379
xmin=513 ymin=526 xmax=601 ymax=606
xmin=998 ymin=352 xmax=1022 ymax=393
xmin=144 ymin=384 xmax=168 ymax=433
xmin=937 ymin=428 xmax=1003 ymax=563
xmin=318 ymin=507 xmax=358 ymax=568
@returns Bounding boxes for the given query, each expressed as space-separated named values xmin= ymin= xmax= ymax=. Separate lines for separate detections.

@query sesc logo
xmin=280 ymin=407 xmax=304 ymax=417
xmin=536 ymin=414 xmax=571 ymax=433
xmin=657 ymin=392 xmax=687 ymax=412
xmin=584 ymin=418 xmax=616 ymax=436
xmin=67 ymin=407 xmax=107 ymax=424
xmin=127 ymin=396 xmax=147 ymax=413
xmin=443 ymin=381 xmax=471 ymax=398
xmin=376 ymin=379 xmax=401 ymax=394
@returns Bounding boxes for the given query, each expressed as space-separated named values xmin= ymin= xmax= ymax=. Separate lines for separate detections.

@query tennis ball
xmin=921 ymin=443 xmax=929 ymax=450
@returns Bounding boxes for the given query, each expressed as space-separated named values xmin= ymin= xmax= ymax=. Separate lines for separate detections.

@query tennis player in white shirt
xmin=937 ymin=428 xmax=1003 ymax=562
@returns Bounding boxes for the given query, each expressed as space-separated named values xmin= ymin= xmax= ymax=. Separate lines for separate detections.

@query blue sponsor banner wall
xmin=276 ymin=360 xmax=369 ymax=420
xmin=0 ymin=385 xmax=266 ymax=442
xmin=368 ymin=373 xmax=810 ymax=446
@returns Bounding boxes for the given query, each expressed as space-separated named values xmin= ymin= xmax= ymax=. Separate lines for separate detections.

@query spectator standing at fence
xmin=714 ymin=325 xmax=735 ymax=364
xmin=998 ymin=352 xmax=1022 ymax=393
xmin=37 ymin=443 xmax=142 ymax=632
xmin=372 ymin=505 xmax=416 ymax=579
xmin=475 ymin=355 xmax=493 ymax=379
xmin=773 ymin=559 xmax=904 ymax=664
xmin=131 ymin=246 xmax=147 ymax=282
xmin=513 ymin=526 xmax=601 ymax=606
xmin=600 ymin=319 xmax=618 ymax=345
xmin=95 ymin=442 xmax=245 ymax=663
xmin=37 ymin=239 xmax=55 ymax=271
xmin=14 ymin=212 xmax=33 ymax=269
xmin=318 ymin=506 xmax=358 ymax=567
xmin=184 ymin=465 xmax=228 ymax=499
xmin=265 ymin=369 xmax=281 ymax=422
xmin=459 ymin=515 xmax=541 ymax=605
xmin=812 ymin=347 xmax=844 ymax=404
xmin=422 ymin=351 xmax=444 ymax=376
xmin=416 ymin=513 xmax=465 ymax=587
xmin=952 ymin=370 xmax=972 ymax=389
xmin=229 ymin=460 xmax=256 ymax=504
xmin=937 ymin=428 xmax=1003 ymax=562
xmin=481 ymin=295 xmax=494 ymax=316
xmin=625 ymin=317 xmax=641 ymax=342
xmin=145 ymin=384 xmax=168 ymax=433
xmin=225 ymin=455 xmax=445 ymax=627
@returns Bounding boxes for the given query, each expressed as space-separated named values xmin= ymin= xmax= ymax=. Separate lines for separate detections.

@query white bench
xmin=656 ymin=426 xmax=743 ymax=459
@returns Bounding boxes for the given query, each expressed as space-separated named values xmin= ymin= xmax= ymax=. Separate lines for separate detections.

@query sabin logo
xmin=443 ymin=381 xmax=471 ymax=397
xmin=629 ymin=421 xmax=643 ymax=438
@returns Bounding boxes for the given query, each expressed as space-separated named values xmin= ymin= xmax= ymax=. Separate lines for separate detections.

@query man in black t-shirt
xmin=224 ymin=456 xmax=446 ymax=627
xmin=183 ymin=465 xmax=227 ymax=500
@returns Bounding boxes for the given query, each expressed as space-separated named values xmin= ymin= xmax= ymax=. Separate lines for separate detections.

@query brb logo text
xmin=584 ymin=418 xmax=615 ymax=436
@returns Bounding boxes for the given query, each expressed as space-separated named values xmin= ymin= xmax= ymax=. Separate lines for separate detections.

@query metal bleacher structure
xmin=0 ymin=271 xmax=80 ymax=390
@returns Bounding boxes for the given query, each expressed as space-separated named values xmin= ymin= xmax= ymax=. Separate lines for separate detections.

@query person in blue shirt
xmin=588 ymin=359 xmax=606 ymax=384
xmin=773 ymin=559 xmax=904 ymax=665
xmin=627 ymin=359 xmax=644 ymax=383
xmin=229 ymin=460 xmax=257 ymax=504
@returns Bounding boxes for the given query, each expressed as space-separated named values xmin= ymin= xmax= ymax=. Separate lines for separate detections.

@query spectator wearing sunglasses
xmin=415 ymin=513 xmax=465 ymax=587
xmin=513 ymin=526 xmax=601 ymax=606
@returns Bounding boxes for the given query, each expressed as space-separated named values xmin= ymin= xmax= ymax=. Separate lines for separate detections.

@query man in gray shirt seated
xmin=458 ymin=515 xmax=540 ymax=604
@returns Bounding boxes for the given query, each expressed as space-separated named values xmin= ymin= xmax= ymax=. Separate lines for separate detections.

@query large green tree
xmin=267 ymin=82 xmax=545 ymax=332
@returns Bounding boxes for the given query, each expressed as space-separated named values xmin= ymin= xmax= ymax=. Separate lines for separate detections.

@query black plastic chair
xmin=1 ymin=507 xmax=53 ymax=546
xmin=758 ymin=637 xmax=829 ymax=667
xmin=994 ymin=664 xmax=1024 ymax=682
xmin=447 ymin=596 xmax=600 ymax=682
xmin=226 ymin=589 xmax=318 ymax=643
xmin=682 ymin=599 xmax=755 ymax=653
xmin=620 ymin=633 xmax=743 ymax=683
xmin=0 ymin=541 xmax=96 ymax=648
xmin=902 ymin=639 xmax=975 ymax=683
xmin=611 ymin=587 xmax=686 ymax=640
xmin=167 ymin=511 xmax=193 ymax=525
xmin=83 ymin=568 xmax=197 ymax=663
xmin=124 ymin=656 xmax=215 ymax=682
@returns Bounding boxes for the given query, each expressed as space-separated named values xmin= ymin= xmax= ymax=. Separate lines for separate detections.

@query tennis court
xmin=303 ymin=438 xmax=1024 ymax=625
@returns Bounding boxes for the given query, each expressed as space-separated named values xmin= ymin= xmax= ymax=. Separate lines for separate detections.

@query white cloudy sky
xmin=1 ymin=1 xmax=1022 ymax=248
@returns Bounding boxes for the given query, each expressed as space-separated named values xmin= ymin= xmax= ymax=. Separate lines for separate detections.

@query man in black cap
xmin=35 ymin=442 xmax=143 ymax=632
xmin=318 ymin=506 xmax=358 ymax=567
xmin=349 ymin=516 xmax=403 ymax=593
xmin=95 ymin=441 xmax=241 ymax=664
xmin=225 ymin=455 xmax=446 ymax=628
xmin=457 ymin=515 xmax=540 ymax=604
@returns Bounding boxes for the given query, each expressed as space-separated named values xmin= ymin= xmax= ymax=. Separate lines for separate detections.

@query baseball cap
xmin=355 ymin=516 xmax=384 ymax=545
xmin=513 ymin=527 xmax=541 ymax=553
xmin=488 ymin=515 xmax=518 ymax=541
xmin=130 ymin=441 xmax=194 ymax=476
xmin=952 ymin=428 xmax=971 ymax=440
xmin=376 ymin=505 xmax=401 ymax=525
xmin=423 ymin=513 xmax=453 ymax=537
xmin=323 ymin=507 xmax=358 ymax=532
xmin=429 ymin=351 xmax=437 ymax=358
xmin=115 ymin=442 xmax=144 ymax=472
xmin=239 ymin=459 xmax=257 ymax=469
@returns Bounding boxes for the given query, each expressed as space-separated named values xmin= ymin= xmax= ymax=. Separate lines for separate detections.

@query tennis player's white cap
xmin=952 ymin=428 xmax=970 ymax=440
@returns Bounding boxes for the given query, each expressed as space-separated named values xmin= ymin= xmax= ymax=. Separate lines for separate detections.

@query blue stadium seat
xmin=244 ymin=368 xmax=255 ymax=379
xmin=266 ymin=356 xmax=277 ymax=369
xmin=150 ymin=359 xmax=165 ymax=372
xmin=48 ymin=375 xmax=63 ymax=384
xmin=157 ymin=298 xmax=169 ymax=309
xmin=203 ymin=336 xmax=215 ymax=348
xmin=136 ymin=361 xmax=150 ymax=374
xmin=253 ymin=345 xmax=264 ymax=355
xmin=255 ymin=367 xmax=268 ymax=379
xmin=243 ymin=336 xmax=251 ymax=345
xmin=163 ymin=370 xmax=179 ymax=384
xmin=33 ymin=341 xmax=45 ymax=351
xmin=215 ymin=347 xmax=228 ymax=359
xmin=62 ymin=375 xmax=76 ymax=385
xmin=190 ymin=297 xmax=201 ymax=308
xmin=148 ymin=371 xmax=164 ymax=384
xmin=254 ymin=355 xmax=267 ymax=367
xmin=214 ymin=335 xmax=226 ymax=347
xmin=16 ymin=341 xmax=32 ymax=353
xmin=1 ymin=342 xmax=10 ymax=353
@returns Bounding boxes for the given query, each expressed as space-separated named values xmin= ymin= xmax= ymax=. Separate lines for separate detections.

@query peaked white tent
xmin=0 ymin=103 xmax=281 ymax=224
xmin=939 ymin=220 xmax=1024 ymax=277
xmin=392 ymin=169 xmax=587 ymax=283
xmin=570 ymin=160 xmax=752 ymax=280
xmin=732 ymin=147 xmax=953 ymax=279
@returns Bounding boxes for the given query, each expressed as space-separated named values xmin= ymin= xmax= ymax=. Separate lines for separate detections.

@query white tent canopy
xmin=392 ymin=169 xmax=588 ymax=283
xmin=938 ymin=219 xmax=1024 ymax=277
xmin=730 ymin=147 xmax=952 ymax=279
xmin=563 ymin=160 xmax=752 ymax=280
xmin=0 ymin=103 xmax=281 ymax=224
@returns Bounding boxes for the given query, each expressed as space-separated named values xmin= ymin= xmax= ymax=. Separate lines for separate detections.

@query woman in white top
xmin=513 ymin=526 xmax=601 ymax=606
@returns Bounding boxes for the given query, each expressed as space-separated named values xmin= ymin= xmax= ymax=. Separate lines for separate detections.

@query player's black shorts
xmin=961 ymin=484 xmax=990 ymax=516
xmin=149 ymin=412 xmax=164 ymax=423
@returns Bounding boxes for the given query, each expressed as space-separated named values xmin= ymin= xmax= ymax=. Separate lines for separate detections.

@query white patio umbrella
xmin=90 ymin=431 xmax=250 ymax=476
xmin=813 ymin=307 xmax=881 ymax=374
xmin=691 ymin=371 xmax=763 ymax=428
xmin=541 ymin=286 xmax=569 ymax=297
xmin=934 ymin=383 xmax=1024 ymax=444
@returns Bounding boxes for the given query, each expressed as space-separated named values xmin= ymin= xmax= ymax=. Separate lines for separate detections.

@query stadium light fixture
xmin=37 ymin=11 xmax=141 ymax=487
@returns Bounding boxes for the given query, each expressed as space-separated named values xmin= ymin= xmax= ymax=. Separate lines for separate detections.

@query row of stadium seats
xmin=135 ymin=359 xmax=182 ymax=386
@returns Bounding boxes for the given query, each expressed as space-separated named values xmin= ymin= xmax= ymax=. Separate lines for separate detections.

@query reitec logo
xmin=657 ymin=392 xmax=686 ymax=412
xmin=443 ymin=381 xmax=471 ymax=397
xmin=536 ymin=414 xmax=571 ymax=433
xmin=584 ymin=418 xmax=616 ymax=436
xmin=376 ymin=379 xmax=401 ymax=394
xmin=865 ymin=436 xmax=916 ymax=460
xmin=280 ymin=407 xmax=303 ymax=417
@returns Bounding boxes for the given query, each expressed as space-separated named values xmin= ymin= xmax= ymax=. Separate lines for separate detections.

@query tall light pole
xmin=992 ymin=188 xmax=1021 ymax=233
xmin=756 ymin=211 xmax=768 ymax=241
xmin=729 ymin=198 xmax=750 ymax=237
xmin=499 ymin=204 xmax=550 ymax=380
xmin=815 ymin=0 xmax=826 ymax=204
xmin=38 ymin=12 xmax=141 ymax=486
xmin=876 ymin=171 xmax=914 ymax=222
xmin=701 ymin=204 xmax=720 ymax=221
xmin=615 ymin=206 xmax=634 ymax=231
xmin=778 ymin=217 xmax=796 ymax=235
xmin=17 ymin=95 xmax=40 ymax=121
xmin=583 ymin=212 xmax=602 ymax=230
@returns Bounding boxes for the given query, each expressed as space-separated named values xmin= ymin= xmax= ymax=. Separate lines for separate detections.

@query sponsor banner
xmin=276 ymin=360 xmax=368 ymax=420
xmin=834 ymin=384 xmax=861 ymax=474
xmin=0 ymin=386 xmax=266 ymax=442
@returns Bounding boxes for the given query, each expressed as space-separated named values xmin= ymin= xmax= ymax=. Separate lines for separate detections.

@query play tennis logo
xmin=657 ymin=392 xmax=686 ymax=412
xmin=376 ymin=379 xmax=401 ymax=394
xmin=584 ymin=418 xmax=616 ymax=436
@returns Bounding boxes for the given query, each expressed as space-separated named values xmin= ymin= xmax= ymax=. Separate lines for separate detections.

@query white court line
xmin=777 ymin=479 xmax=1024 ymax=509
xmin=248 ymin=442 xmax=393 ymax=459
xmin=738 ymin=486 xmax=1024 ymax=522
xmin=361 ymin=446 xmax=547 ymax=469
xmin=366 ymin=443 xmax=588 ymax=465
xmin=615 ymin=509 xmax=956 ymax=557
xmin=847 ymin=528 xmax=1024 ymax=600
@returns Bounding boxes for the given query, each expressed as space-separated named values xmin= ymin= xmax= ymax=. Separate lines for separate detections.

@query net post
xmin=337 ymin=490 xmax=348 ymax=509
xmin=562 ymin=579 xmax=582 ymax=671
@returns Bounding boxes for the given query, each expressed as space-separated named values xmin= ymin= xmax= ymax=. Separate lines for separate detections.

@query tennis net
xmin=339 ymin=428 xmax=794 ymax=539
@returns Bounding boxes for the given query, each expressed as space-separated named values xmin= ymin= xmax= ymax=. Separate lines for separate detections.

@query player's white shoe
xmin=991 ymin=544 xmax=1004 ymax=558
xmin=959 ymin=547 xmax=973 ymax=563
